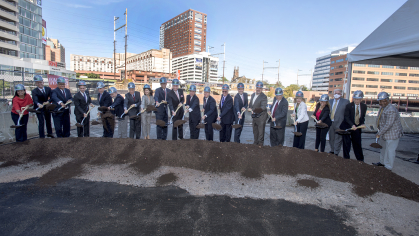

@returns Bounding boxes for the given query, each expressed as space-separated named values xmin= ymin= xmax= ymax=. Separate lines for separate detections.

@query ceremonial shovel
xmin=54 ymin=100 xmax=72 ymax=113
xmin=310 ymin=115 xmax=329 ymax=128
xmin=120 ymin=104 xmax=135 ymax=119
xmin=292 ymin=116 xmax=303 ymax=137
xmin=28 ymin=102 xmax=49 ymax=114
xmin=76 ymin=105 xmax=95 ymax=127
xmin=232 ymin=109 xmax=246 ymax=129
xmin=267 ymin=104 xmax=282 ymax=129
xmin=212 ymin=104 xmax=222 ymax=131
xmin=174 ymin=106 xmax=188 ymax=128
xmin=335 ymin=125 xmax=366 ymax=135
xmin=10 ymin=106 xmax=32 ymax=128
xmin=369 ymin=126 xmax=383 ymax=149
xmin=196 ymin=110 xmax=206 ymax=129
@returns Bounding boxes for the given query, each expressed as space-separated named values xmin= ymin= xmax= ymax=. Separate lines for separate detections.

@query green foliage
xmin=218 ymin=77 xmax=229 ymax=83
xmin=283 ymin=84 xmax=300 ymax=98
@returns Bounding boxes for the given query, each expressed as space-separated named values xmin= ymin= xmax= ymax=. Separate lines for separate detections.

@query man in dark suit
xmin=218 ymin=84 xmax=234 ymax=142
xmin=124 ymin=82 xmax=141 ymax=139
xmin=340 ymin=90 xmax=367 ymax=161
xmin=167 ymin=79 xmax=184 ymax=140
xmin=248 ymin=81 xmax=268 ymax=146
xmin=51 ymin=77 xmax=72 ymax=138
xmin=73 ymin=81 xmax=93 ymax=137
xmin=185 ymin=85 xmax=201 ymax=139
xmin=97 ymin=82 xmax=113 ymax=137
xmin=233 ymin=82 xmax=248 ymax=143
xmin=108 ymin=87 xmax=124 ymax=138
xmin=31 ymin=75 xmax=54 ymax=138
xmin=201 ymin=86 xmax=217 ymax=141
xmin=154 ymin=77 xmax=170 ymax=140
xmin=268 ymin=88 xmax=289 ymax=147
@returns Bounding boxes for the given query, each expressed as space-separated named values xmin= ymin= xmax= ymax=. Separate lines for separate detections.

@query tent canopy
xmin=347 ymin=0 xmax=419 ymax=67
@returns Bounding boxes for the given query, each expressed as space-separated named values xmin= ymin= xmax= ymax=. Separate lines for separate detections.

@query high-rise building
xmin=17 ymin=0 xmax=43 ymax=59
xmin=0 ymin=0 xmax=20 ymax=58
xmin=126 ymin=48 xmax=172 ymax=73
xmin=70 ymin=52 xmax=135 ymax=74
xmin=45 ymin=37 xmax=65 ymax=63
xmin=171 ymin=52 xmax=218 ymax=82
xmin=159 ymin=9 xmax=207 ymax=58
xmin=312 ymin=47 xmax=354 ymax=92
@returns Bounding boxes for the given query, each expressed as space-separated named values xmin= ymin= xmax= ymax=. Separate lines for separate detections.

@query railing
xmin=2 ymin=0 xmax=16 ymax=7
xmin=0 ymin=7 xmax=16 ymax=16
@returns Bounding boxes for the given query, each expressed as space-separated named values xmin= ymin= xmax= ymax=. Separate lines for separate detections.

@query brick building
xmin=45 ymin=38 xmax=65 ymax=63
xmin=328 ymin=55 xmax=348 ymax=94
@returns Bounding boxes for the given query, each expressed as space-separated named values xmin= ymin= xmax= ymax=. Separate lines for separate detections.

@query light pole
xmin=262 ymin=61 xmax=268 ymax=83
xmin=276 ymin=59 xmax=280 ymax=85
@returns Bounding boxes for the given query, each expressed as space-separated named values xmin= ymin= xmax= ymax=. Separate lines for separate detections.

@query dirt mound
xmin=157 ymin=173 xmax=178 ymax=186
xmin=297 ymin=179 xmax=320 ymax=189
xmin=0 ymin=138 xmax=418 ymax=202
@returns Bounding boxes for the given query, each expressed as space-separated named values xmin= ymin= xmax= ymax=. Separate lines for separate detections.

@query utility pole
xmin=262 ymin=60 xmax=268 ymax=83
xmin=297 ymin=69 xmax=302 ymax=86
xmin=124 ymin=8 xmax=127 ymax=80
xmin=222 ymin=43 xmax=225 ymax=83
xmin=263 ymin=61 xmax=278 ymax=85
xmin=277 ymin=59 xmax=280 ymax=84
xmin=114 ymin=11 xmax=126 ymax=80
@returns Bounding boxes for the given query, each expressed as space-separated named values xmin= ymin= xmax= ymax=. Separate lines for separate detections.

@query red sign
xmin=49 ymin=61 xmax=57 ymax=67
xmin=48 ymin=74 xmax=69 ymax=89
xmin=177 ymin=69 xmax=180 ymax=80
xmin=42 ymin=19 xmax=46 ymax=28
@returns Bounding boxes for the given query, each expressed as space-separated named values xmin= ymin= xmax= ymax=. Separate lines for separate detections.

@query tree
xmin=76 ymin=73 xmax=81 ymax=78
xmin=300 ymin=85 xmax=308 ymax=91
xmin=275 ymin=80 xmax=284 ymax=88
xmin=218 ymin=77 xmax=229 ymax=83
xmin=283 ymin=84 xmax=300 ymax=98
xmin=266 ymin=91 xmax=274 ymax=98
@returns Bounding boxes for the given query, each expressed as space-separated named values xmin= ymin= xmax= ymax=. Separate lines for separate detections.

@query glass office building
xmin=18 ymin=0 xmax=43 ymax=59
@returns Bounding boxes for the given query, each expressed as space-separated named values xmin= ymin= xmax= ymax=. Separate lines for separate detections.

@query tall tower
xmin=232 ymin=66 xmax=239 ymax=82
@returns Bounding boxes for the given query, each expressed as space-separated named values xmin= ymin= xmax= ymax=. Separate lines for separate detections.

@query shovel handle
xmin=86 ymin=105 xmax=95 ymax=116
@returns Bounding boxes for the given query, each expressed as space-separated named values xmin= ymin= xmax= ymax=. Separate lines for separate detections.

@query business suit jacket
xmin=73 ymin=91 xmax=92 ymax=119
xmin=167 ymin=89 xmax=185 ymax=119
xmin=234 ymin=92 xmax=248 ymax=116
xmin=51 ymin=87 xmax=72 ymax=112
xmin=154 ymin=87 xmax=170 ymax=115
xmin=203 ymin=95 xmax=217 ymax=123
xmin=31 ymin=87 xmax=52 ymax=109
xmin=110 ymin=94 xmax=124 ymax=117
xmin=269 ymin=96 xmax=288 ymax=128
xmin=329 ymin=98 xmax=349 ymax=129
xmin=124 ymin=91 xmax=141 ymax=116
xmin=219 ymin=94 xmax=234 ymax=124
xmin=314 ymin=104 xmax=332 ymax=127
xmin=340 ymin=102 xmax=367 ymax=130
xmin=249 ymin=92 xmax=268 ymax=113
xmin=99 ymin=91 xmax=112 ymax=107
xmin=186 ymin=94 xmax=201 ymax=121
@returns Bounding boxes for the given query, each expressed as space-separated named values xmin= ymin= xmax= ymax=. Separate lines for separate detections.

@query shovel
xmin=130 ymin=108 xmax=146 ymax=120
xmin=54 ymin=100 xmax=72 ymax=113
xmin=146 ymin=105 xmax=158 ymax=112
xmin=174 ymin=105 xmax=188 ymax=127
xmin=76 ymin=105 xmax=95 ymax=127
xmin=212 ymin=104 xmax=222 ymax=131
xmin=91 ymin=118 xmax=101 ymax=125
xmin=369 ymin=126 xmax=383 ymax=148
xmin=336 ymin=125 xmax=366 ymax=135
xmin=10 ymin=106 xmax=31 ymax=128
xmin=267 ymin=112 xmax=282 ymax=129
xmin=292 ymin=116 xmax=302 ymax=137
xmin=196 ymin=110 xmax=207 ymax=129
xmin=311 ymin=115 xmax=328 ymax=128
xmin=45 ymin=103 xmax=56 ymax=111
xmin=28 ymin=102 xmax=49 ymax=114
xmin=232 ymin=109 xmax=246 ymax=129
xmin=158 ymin=104 xmax=182 ymax=127
xmin=120 ymin=104 xmax=135 ymax=119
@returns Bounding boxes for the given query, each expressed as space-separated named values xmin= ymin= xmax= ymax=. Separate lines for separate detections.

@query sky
xmin=43 ymin=0 xmax=407 ymax=87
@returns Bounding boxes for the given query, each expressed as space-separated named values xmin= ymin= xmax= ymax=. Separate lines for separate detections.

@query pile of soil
xmin=0 ymin=138 xmax=418 ymax=202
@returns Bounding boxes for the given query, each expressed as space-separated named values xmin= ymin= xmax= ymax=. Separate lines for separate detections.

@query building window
xmin=329 ymin=79 xmax=333 ymax=81
xmin=329 ymin=85 xmax=333 ymax=88
xmin=354 ymin=64 xmax=366 ymax=67
xmin=367 ymin=78 xmax=379 ymax=81
xmin=382 ymin=65 xmax=394 ymax=69
xmin=407 ymin=94 xmax=418 ymax=97
xmin=394 ymin=86 xmax=406 ymax=90
xmin=396 ymin=66 xmax=408 ymax=69
xmin=368 ymin=64 xmax=380 ymax=68
xmin=330 ymin=67 xmax=334 ymax=70
xmin=381 ymin=79 xmax=392 ymax=82
xmin=367 ymin=71 xmax=379 ymax=75
xmin=410 ymin=67 xmax=419 ymax=70
xmin=330 ymin=73 xmax=334 ymax=76
xmin=336 ymin=59 xmax=344 ymax=63
xmin=408 ymin=80 xmax=419 ymax=84
xmin=396 ymin=73 xmax=407 ymax=76
xmin=331 ymin=61 xmax=335 ymax=64
xmin=395 ymin=80 xmax=406 ymax=83
xmin=381 ymin=72 xmax=393 ymax=75
xmin=380 ymin=85 xmax=392 ymax=89
xmin=353 ymin=70 xmax=365 ymax=74
xmin=393 ymin=93 xmax=405 ymax=96
xmin=335 ymin=78 xmax=343 ymax=81
xmin=352 ymin=77 xmax=365 ymax=81
xmin=409 ymin=73 xmax=419 ymax=77
xmin=408 ymin=87 xmax=419 ymax=90
xmin=352 ymin=84 xmax=364 ymax=88
xmin=365 ymin=92 xmax=377 ymax=95
xmin=366 ymin=85 xmax=378 ymax=88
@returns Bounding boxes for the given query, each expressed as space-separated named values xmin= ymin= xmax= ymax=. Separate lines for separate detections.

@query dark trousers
xmin=270 ymin=126 xmax=286 ymax=147
xmin=172 ymin=116 xmax=183 ymax=140
xmin=52 ymin=110 xmax=71 ymax=138
xmin=293 ymin=120 xmax=308 ymax=149
xmin=76 ymin=115 xmax=90 ymax=137
xmin=234 ymin=114 xmax=245 ymax=143
xmin=220 ymin=122 xmax=232 ymax=142
xmin=11 ymin=112 xmax=29 ymax=142
xmin=315 ymin=127 xmax=330 ymax=152
xmin=156 ymin=111 xmax=168 ymax=140
xmin=189 ymin=119 xmax=200 ymax=139
xmin=205 ymin=122 xmax=214 ymax=141
xmin=342 ymin=129 xmax=364 ymax=161
xmin=36 ymin=110 xmax=53 ymax=138
xmin=103 ymin=118 xmax=114 ymax=138
xmin=129 ymin=118 xmax=141 ymax=139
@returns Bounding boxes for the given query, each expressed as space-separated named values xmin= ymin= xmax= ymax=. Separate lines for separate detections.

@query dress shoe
xmin=47 ymin=134 xmax=55 ymax=138
xmin=372 ymin=162 xmax=385 ymax=167
xmin=329 ymin=151 xmax=334 ymax=154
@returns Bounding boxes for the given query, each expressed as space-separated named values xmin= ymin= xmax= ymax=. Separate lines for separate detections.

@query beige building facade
xmin=126 ymin=48 xmax=172 ymax=73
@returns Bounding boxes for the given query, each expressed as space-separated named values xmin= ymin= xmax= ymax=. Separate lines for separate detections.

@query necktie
xmin=204 ymin=98 xmax=207 ymax=107
xmin=273 ymin=101 xmax=278 ymax=116
xmin=62 ymin=89 xmax=65 ymax=97
xmin=133 ymin=93 xmax=135 ymax=100
xmin=99 ymin=93 xmax=102 ymax=101
xmin=176 ymin=91 xmax=179 ymax=100
xmin=241 ymin=94 xmax=244 ymax=104
xmin=83 ymin=92 xmax=87 ymax=103
xmin=164 ymin=89 xmax=166 ymax=100
xmin=221 ymin=96 xmax=225 ymax=108
xmin=331 ymin=100 xmax=338 ymax=120
xmin=355 ymin=105 xmax=360 ymax=125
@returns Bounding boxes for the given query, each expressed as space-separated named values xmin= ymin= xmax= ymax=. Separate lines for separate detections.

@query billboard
xmin=210 ymin=60 xmax=218 ymax=71
xmin=195 ymin=58 xmax=202 ymax=70
xmin=48 ymin=74 xmax=69 ymax=89
xmin=42 ymin=19 xmax=46 ymax=44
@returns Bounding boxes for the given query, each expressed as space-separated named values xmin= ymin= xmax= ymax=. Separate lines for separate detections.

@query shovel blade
xmin=274 ymin=126 xmax=282 ymax=129
xmin=156 ymin=120 xmax=167 ymax=127
xmin=146 ymin=105 xmax=158 ymax=112
xmin=196 ymin=123 xmax=205 ymax=129
xmin=232 ymin=124 xmax=242 ymax=129
xmin=91 ymin=121 xmax=101 ymax=125
xmin=212 ymin=123 xmax=222 ymax=131
xmin=370 ymin=143 xmax=383 ymax=149
xmin=75 ymin=123 xmax=83 ymax=128
xmin=293 ymin=132 xmax=303 ymax=137
xmin=10 ymin=125 xmax=23 ymax=128
xmin=174 ymin=120 xmax=187 ymax=128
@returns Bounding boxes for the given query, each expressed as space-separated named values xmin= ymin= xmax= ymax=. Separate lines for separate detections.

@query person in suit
xmin=313 ymin=94 xmax=332 ymax=152
xmin=373 ymin=92 xmax=403 ymax=170
xmin=51 ymin=77 xmax=72 ymax=138
xmin=268 ymin=88 xmax=288 ymax=147
xmin=154 ymin=77 xmax=170 ymax=140
xmin=185 ymin=85 xmax=201 ymax=139
xmin=97 ymin=82 xmax=113 ymax=137
xmin=73 ymin=81 xmax=93 ymax=137
xmin=31 ymin=75 xmax=54 ymax=138
xmin=292 ymin=91 xmax=309 ymax=149
xmin=108 ymin=87 xmax=124 ymax=138
xmin=234 ymin=82 xmax=248 ymax=143
xmin=329 ymin=89 xmax=350 ymax=155
xmin=11 ymin=84 xmax=33 ymax=142
xmin=167 ymin=79 xmax=184 ymax=140
xmin=217 ymin=84 xmax=234 ymax=142
xmin=248 ymin=81 xmax=268 ymax=146
xmin=124 ymin=82 xmax=141 ymax=139
xmin=201 ymin=86 xmax=217 ymax=141
xmin=340 ymin=90 xmax=367 ymax=161
xmin=141 ymin=84 xmax=155 ymax=139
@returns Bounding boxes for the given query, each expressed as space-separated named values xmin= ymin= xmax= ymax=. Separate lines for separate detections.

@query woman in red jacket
xmin=11 ymin=84 xmax=33 ymax=142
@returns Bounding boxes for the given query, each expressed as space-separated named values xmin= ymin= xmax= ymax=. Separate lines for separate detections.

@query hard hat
xmin=33 ymin=75 xmax=43 ymax=82
xmin=172 ymin=79 xmax=180 ymax=86
xmin=204 ymin=86 xmax=211 ymax=92
xmin=57 ymin=77 xmax=66 ymax=84
xmin=128 ymin=82 xmax=135 ymax=89
xmin=143 ymin=84 xmax=151 ymax=89
xmin=319 ymin=94 xmax=329 ymax=102
xmin=256 ymin=81 xmax=263 ymax=88
xmin=97 ymin=82 xmax=105 ymax=88
xmin=108 ymin=87 xmax=117 ymax=94
xmin=222 ymin=84 xmax=229 ymax=90
xmin=295 ymin=91 xmax=304 ymax=98
xmin=377 ymin=92 xmax=390 ymax=101
xmin=14 ymin=84 xmax=25 ymax=91
xmin=77 ymin=80 xmax=86 ymax=86
xmin=237 ymin=83 xmax=244 ymax=89
xmin=189 ymin=85 xmax=196 ymax=91
xmin=159 ymin=77 xmax=167 ymax=83
xmin=275 ymin=88 xmax=283 ymax=96
xmin=353 ymin=90 xmax=364 ymax=99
